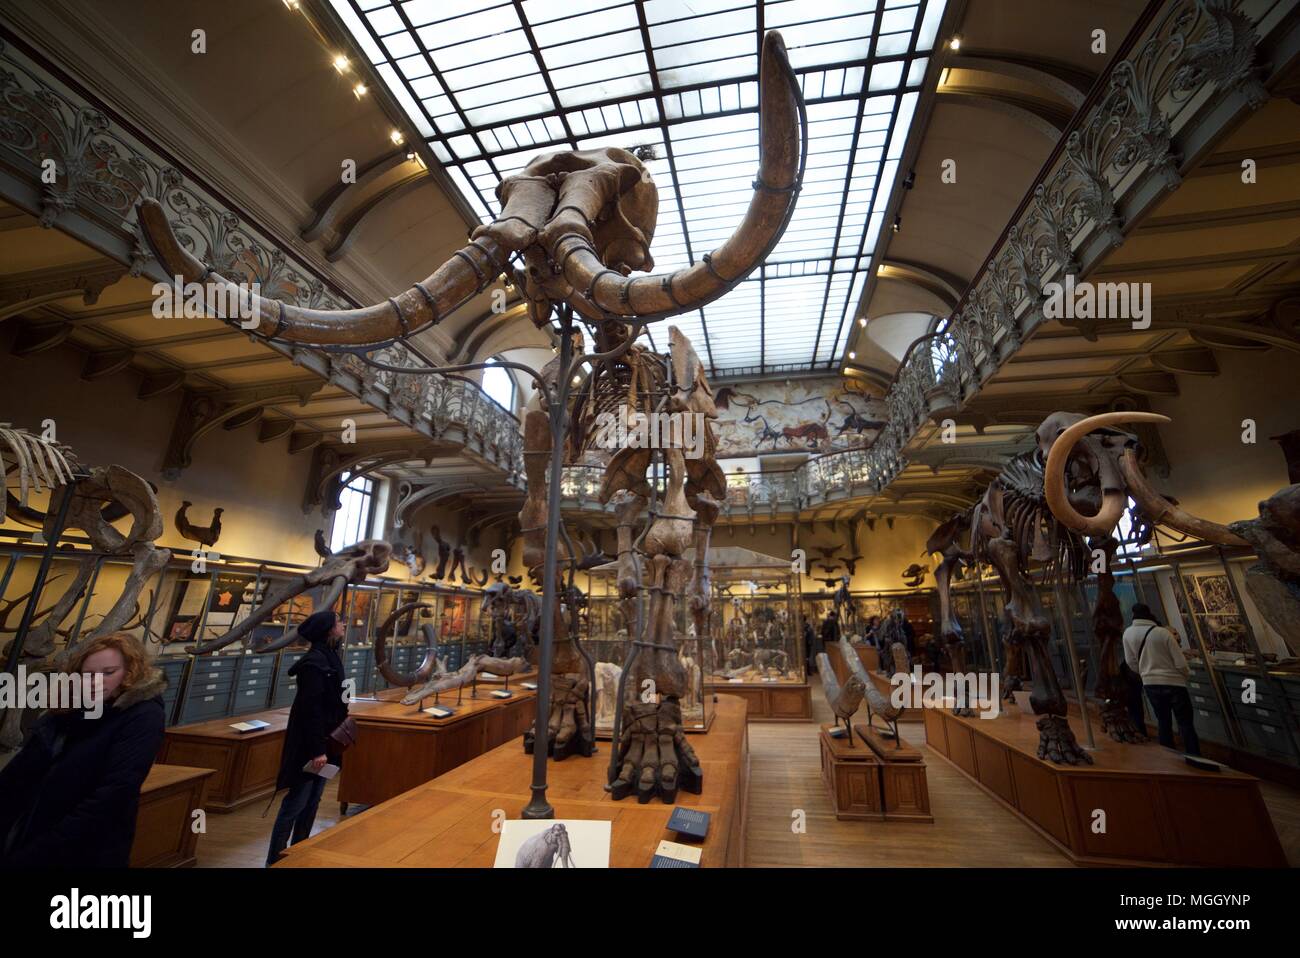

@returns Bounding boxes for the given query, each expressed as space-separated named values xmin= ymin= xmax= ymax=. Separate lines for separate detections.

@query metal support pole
xmin=973 ymin=564 xmax=998 ymax=674
xmin=6 ymin=483 xmax=77 ymax=674
xmin=1053 ymin=580 xmax=1096 ymax=751
xmin=522 ymin=307 xmax=574 ymax=820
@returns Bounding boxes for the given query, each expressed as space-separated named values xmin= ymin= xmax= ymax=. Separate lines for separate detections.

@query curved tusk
xmin=553 ymin=31 xmax=805 ymax=320
xmin=373 ymin=601 xmax=436 ymax=687
xmin=1118 ymin=447 xmax=1248 ymax=547
xmin=136 ymin=198 xmax=508 ymax=347
xmin=1042 ymin=412 xmax=1169 ymax=538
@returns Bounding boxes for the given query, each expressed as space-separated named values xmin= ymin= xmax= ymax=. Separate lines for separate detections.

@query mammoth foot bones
xmin=609 ymin=699 xmax=703 ymax=804
xmin=523 ymin=673 xmax=595 ymax=761
xmin=1036 ymin=714 xmax=1094 ymax=765
xmin=1099 ymin=698 xmax=1148 ymax=744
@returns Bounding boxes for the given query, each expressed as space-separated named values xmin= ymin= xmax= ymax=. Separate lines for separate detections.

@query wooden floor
xmin=192 ymin=677 xmax=1300 ymax=868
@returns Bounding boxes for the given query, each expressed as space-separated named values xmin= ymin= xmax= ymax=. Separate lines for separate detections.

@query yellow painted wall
xmin=1151 ymin=347 xmax=1295 ymax=525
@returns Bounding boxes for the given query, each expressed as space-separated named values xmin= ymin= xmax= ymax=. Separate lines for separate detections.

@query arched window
xmin=929 ymin=329 xmax=958 ymax=380
xmin=482 ymin=357 xmax=516 ymax=412
xmin=330 ymin=472 xmax=374 ymax=553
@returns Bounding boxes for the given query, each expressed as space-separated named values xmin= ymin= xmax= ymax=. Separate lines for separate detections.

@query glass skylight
xmin=330 ymin=0 xmax=946 ymax=375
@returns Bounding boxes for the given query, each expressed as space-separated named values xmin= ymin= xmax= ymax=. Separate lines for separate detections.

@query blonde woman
xmin=0 ymin=632 xmax=166 ymax=867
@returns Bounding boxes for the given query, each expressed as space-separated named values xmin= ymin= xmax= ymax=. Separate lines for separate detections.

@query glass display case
xmin=707 ymin=547 xmax=804 ymax=685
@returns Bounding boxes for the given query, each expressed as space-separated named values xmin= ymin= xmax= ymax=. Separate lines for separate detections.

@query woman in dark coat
xmin=266 ymin=610 xmax=349 ymax=866
xmin=0 ymin=632 xmax=166 ymax=868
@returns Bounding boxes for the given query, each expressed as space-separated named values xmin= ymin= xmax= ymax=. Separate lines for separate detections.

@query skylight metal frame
xmin=329 ymin=0 xmax=945 ymax=377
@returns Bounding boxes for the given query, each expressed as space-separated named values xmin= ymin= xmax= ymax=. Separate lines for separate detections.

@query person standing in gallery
xmin=266 ymin=610 xmax=349 ymax=866
xmin=1123 ymin=603 xmax=1199 ymax=756
xmin=0 ymin=632 xmax=166 ymax=868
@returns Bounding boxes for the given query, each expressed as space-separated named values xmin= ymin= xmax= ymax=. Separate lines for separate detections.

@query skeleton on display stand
xmin=134 ymin=30 xmax=805 ymax=812
xmin=925 ymin=409 xmax=1299 ymax=765
xmin=1 ymin=425 xmax=171 ymax=760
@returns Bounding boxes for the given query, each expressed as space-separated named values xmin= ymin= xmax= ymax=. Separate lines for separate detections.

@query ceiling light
xmin=406 ymin=147 xmax=417 ymax=162
xmin=282 ymin=0 xmax=301 ymax=10
xmin=848 ymin=351 xmax=856 ymax=361
xmin=948 ymin=36 xmax=962 ymax=51
xmin=858 ymin=317 xmax=867 ymax=327
xmin=891 ymin=215 xmax=901 ymax=233
xmin=332 ymin=54 xmax=350 ymax=73
xmin=390 ymin=129 xmax=404 ymax=145
xmin=353 ymin=83 xmax=368 ymax=98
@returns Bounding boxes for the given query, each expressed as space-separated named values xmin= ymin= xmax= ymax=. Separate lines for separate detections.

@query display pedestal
xmin=159 ymin=708 xmax=289 ymax=811
xmin=275 ymin=694 xmax=751 ymax=868
xmin=924 ymin=707 xmax=1287 ymax=866
xmin=820 ymin=726 xmax=884 ymax=820
xmin=339 ymin=687 xmax=537 ymax=808
xmin=855 ymin=724 xmax=932 ymax=822
xmin=703 ymin=681 xmax=811 ymax=720
xmin=130 ymin=764 xmax=215 ymax=867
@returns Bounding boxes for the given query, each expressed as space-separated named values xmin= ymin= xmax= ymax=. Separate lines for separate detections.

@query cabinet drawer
xmin=1188 ymin=691 xmax=1221 ymax=713
xmin=230 ymin=688 xmax=270 ymax=712
xmin=1235 ymin=716 xmax=1299 ymax=759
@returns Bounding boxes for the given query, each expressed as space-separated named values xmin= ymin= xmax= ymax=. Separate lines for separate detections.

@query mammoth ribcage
xmin=992 ymin=454 xmax=1088 ymax=585
xmin=571 ymin=349 xmax=668 ymax=457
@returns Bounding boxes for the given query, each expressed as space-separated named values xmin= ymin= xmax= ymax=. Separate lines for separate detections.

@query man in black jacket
xmin=0 ymin=633 xmax=167 ymax=868
xmin=266 ymin=610 xmax=349 ymax=866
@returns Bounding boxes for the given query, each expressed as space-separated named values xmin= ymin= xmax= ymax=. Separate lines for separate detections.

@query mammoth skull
xmin=135 ymin=32 xmax=803 ymax=347
xmin=1042 ymin=411 xmax=1246 ymax=545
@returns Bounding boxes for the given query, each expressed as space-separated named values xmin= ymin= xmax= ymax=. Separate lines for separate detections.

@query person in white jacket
xmin=1122 ymin=604 xmax=1200 ymax=755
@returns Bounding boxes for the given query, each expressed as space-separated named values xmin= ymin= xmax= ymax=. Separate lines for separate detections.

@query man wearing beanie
xmin=266 ymin=609 xmax=349 ymax=865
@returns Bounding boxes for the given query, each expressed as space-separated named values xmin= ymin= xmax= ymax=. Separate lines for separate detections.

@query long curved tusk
xmin=373 ymin=601 xmax=437 ymax=687
xmin=1042 ymin=412 xmax=1169 ymax=538
xmin=136 ymin=198 xmax=509 ymax=347
xmin=1118 ymin=447 xmax=1248 ymax=547
xmin=552 ymin=31 xmax=805 ymax=320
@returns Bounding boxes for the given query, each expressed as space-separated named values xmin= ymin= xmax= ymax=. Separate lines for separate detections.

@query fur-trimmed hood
xmin=113 ymin=667 xmax=167 ymax=711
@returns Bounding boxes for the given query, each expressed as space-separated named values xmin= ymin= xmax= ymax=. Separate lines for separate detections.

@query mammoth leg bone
xmin=1089 ymin=536 xmax=1145 ymax=743
xmin=985 ymin=537 xmax=1092 ymax=765
xmin=609 ymin=554 xmax=704 ymax=803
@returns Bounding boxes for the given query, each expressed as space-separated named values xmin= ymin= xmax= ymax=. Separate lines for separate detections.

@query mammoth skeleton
xmin=133 ymin=31 xmax=804 ymax=808
xmin=932 ymin=409 xmax=1296 ymax=766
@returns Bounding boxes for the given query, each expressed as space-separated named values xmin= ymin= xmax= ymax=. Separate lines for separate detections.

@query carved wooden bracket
xmin=162 ymin=381 xmax=324 ymax=478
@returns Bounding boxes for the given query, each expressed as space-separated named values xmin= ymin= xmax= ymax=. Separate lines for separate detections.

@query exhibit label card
xmin=229 ymin=719 xmax=270 ymax=733
xmin=490 ymin=689 xmax=513 ymax=699
xmin=667 ymin=806 xmax=710 ymax=839
xmin=423 ymin=706 xmax=454 ymax=718
xmin=494 ymin=819 xmax=611 ymax=868
xmin=650 ymin=840 xmax=702 ymax=868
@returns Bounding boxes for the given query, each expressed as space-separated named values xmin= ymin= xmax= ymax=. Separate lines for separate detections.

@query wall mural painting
xmin=713 ymin=377 xmax=886 ymax=457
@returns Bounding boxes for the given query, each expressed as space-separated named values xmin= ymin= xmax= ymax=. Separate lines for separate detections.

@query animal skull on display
xmin=1041 ymin=412 xmax=1246 ymax=545
xmin=134 ymin=32 xmax=803 ymax=347
xmin=186 ymin=539 xmax=393 ymax=655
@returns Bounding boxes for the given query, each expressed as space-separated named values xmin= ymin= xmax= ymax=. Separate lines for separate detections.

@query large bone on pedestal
xmin=400 ymin=654 xmax=528 ymax=705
